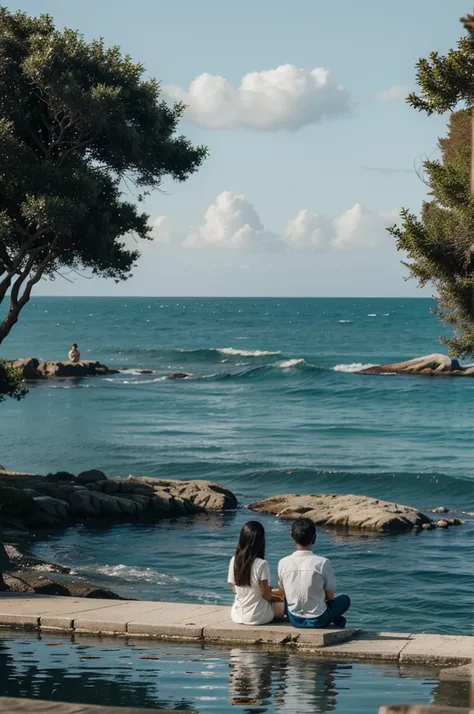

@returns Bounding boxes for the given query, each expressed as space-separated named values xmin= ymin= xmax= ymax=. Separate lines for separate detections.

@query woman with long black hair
xmin=227 ymin=521 xmax=285 ymax=625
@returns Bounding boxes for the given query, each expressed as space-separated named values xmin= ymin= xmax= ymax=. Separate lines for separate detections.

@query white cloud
xmin=375 ymin=84 xmax=408 ymax=101
xmin=283 ymin=203 xmax=397 ymax=252
xmin=164 ymin=64 xmax=351 ymax=131
xmin=284 ymin=209 xmax=332 ymax=251
xmin=184 ymin=191 xmax=279 ymax=251
xmin=149 ymin=216 xmax=172 ymax=243
xmin=331 ymin=203 xmax=398 ymax=251
xmin=141 ymin=199 xmax=398 ymax=255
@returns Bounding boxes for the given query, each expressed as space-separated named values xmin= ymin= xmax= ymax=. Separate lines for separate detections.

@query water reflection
xmin=229 ymin=648 xmax=338 ymax=712
xmin=0 ymin=634 xmax=468 ymax=713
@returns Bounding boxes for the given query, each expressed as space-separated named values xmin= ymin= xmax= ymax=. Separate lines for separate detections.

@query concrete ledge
xmin=0 ymin=595 xmax=472 ymax=666
xmin=314 ymin=631 xmax=473 ymax=666
xmin=399 ymin=634 xmax=474 ymax=667
xmin=439 ymin=664 xmax=472 ymax=682
xmin=305 ymin=631 xmax=413 ymax=662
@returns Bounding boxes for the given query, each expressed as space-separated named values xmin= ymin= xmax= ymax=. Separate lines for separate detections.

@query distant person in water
xmin=278 ymin=518 xmax=351 ymax=629
xmin=228 ymin=521 xmax=285 ymax=625
xmin=68 ymin=343 xmax=80 ymax=363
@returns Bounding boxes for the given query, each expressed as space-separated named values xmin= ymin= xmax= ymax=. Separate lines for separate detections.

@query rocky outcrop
xmin=357 ymin=353 xmax=474 ymax=377
xmin=2 ymin=570 xmax=124 ymax=598
xmin=5 ymin=358 xmax=119 ymax=379
xmin=5 ymin=358 xmax=40 ymax=379
xmin=249 ymin=493 xmax=462 ymax=533
xmin=5 ymin=359 xmax=119 ymax=379
xmin=136 ymin=477 xmax=238 ymax=511
xmin=0 ymin=470 xmax=237 ymax=530
xmin=3 ymin=544 xmax=70 ymax=573
xmin=0 ymin=544 xmax=123 ymax=598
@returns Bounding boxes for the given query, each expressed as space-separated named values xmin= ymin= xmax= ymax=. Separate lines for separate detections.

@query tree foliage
xmin=0 ymin=8 xmax=207 ymax=345
xmin=0 ymin=361 xmax=26 ymax=402
xmin=389 ymin=30 xmax=474 ymax=357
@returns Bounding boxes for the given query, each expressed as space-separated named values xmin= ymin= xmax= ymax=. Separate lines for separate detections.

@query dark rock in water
xmin=77 ymin=469 xmax=107 ymax=484
xmin=6 ymin=358 xmax=40 ymax=379
xmin=5 ymin=359 xmax=119 ymax=379
xmin=0 ymin=544 xmax=123 ymax=599
xmin=3 ymin=569 xmax=124 ymax=598
xmin=357 ymin=353 xmax=474 ymax=377
xmin=136 ymin=369 xmax=155 ymax=374
xmin=0 ymin=470 xmax=238 ymax=530
xmin=3 ymin=545 xmax=70 ymax=573
xmin=166 ymin=372 xmax=191 ymax=380
xmin=45 ymin=471 xmax=76 ymax=483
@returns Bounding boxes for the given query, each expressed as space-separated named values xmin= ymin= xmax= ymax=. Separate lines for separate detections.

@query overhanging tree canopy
xmin=389 ymin=27 xmax=474 ymax=357
xmin=0 ymin=360 xmax=26 ymax=402
xmin=0 ymin=8 xmax=207 ymax=347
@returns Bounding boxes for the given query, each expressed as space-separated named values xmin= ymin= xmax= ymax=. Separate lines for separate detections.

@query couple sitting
xmin=227 ymin=518 xmax=351 ymax=629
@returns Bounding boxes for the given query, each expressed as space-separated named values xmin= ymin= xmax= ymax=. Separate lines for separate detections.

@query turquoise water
xmin=0 ymin=297 xmax=473 ymax=634
xmin=0 ymin=633 xmax=469 ymax=713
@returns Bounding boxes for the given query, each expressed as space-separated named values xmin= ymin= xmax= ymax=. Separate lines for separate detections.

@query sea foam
xmin=279 ymin=358 xmax=305 ymax=369
xmin=90 ymin=564 xmax=180 ymax=584
xmin=217 ymin=347 xmax=281 ymax=357
xmin=333 ymin=363 xmax=376 ymax=373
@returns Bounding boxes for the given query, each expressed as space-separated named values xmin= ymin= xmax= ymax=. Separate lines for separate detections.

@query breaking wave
xmin=81 ymin=564 xmax=180 ymax=585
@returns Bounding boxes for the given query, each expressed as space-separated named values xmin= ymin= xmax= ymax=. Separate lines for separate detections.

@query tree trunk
xmin=0 ymin=302 xmax=22 ymax=346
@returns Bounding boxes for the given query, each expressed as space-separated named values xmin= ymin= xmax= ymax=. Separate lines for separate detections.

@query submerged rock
xmin=249 ymin=493 xmax=434 ymax=533
xmin=357 ymin=353 xmax=474 ymax=377
xmin=166 ymin=372 xmax=191 ymax=380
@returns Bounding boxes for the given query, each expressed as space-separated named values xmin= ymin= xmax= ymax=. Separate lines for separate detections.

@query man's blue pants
xmin=286 ymin=594 xmax=351 ymax=628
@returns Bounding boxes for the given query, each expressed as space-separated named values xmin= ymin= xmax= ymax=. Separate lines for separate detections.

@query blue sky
xmin=7 ymin=0 xmax=469 ymax=296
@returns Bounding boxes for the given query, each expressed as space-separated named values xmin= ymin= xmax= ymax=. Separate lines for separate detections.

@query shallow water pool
xmin=0 ymin=633 xmax=469 ymax=713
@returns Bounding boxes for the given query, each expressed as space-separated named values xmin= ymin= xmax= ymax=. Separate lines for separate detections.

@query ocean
xmin=0 ymin=297 xmax=472 ymax=635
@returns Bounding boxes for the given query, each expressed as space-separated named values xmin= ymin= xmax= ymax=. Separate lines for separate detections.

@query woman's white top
xmin=227 ymin=556 xmax=274 ymax=625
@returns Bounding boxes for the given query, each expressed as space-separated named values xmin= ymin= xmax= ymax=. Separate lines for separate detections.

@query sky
xmin=5 ymin=0 xmax=470 ymax=296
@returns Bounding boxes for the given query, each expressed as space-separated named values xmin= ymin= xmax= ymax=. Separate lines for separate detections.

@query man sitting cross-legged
xmin=278 ymin=517 xmax=351 ymax=629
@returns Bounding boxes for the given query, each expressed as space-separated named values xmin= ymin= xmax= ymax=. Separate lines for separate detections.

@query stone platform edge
xmin=0 ymin=595 xmax=472 ymax=667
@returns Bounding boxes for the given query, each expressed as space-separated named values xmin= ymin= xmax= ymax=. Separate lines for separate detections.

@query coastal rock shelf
xmin=0 ymin=595 xmax=472 ymax=667
xmin=0 ymin=469 xmax=238 ymax=529
xmin=357 ymin=353 xmax=474 ymax=377
xmin=6 ymin=358 xmax=118 ymax=379
xmin=249 ymin=493 xmax=462 ymax=533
